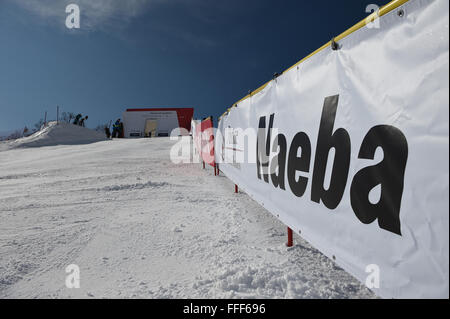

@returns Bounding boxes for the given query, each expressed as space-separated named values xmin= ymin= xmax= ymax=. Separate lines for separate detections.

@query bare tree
xmin=60 ymin=112 xmax=76 ymax=123
xmin=33 ymin=119 xmax=45 ymax=132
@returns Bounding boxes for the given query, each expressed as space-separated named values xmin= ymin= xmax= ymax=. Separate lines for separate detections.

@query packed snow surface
xmin=0 ymin=134 xmax=375 ymax=298
xmin=0 ymin=121 xmax=107 ymax=151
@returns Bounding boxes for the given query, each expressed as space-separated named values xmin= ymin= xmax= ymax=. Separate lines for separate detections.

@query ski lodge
xmin=122 ymin=107 xmax=194 ymax=138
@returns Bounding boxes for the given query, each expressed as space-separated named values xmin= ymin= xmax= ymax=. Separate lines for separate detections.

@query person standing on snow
xmin=111 ymin=119 xmax=121 ymax=138
xmin=79 ymin=116 xmax=88 ymax=127
xmin=73 ymin=114 xmax=82 ymax=125
xmin=119 ymin=121 xmax=124 ymax=138
xmin=105 ymin=126 xmax=111 ymax=139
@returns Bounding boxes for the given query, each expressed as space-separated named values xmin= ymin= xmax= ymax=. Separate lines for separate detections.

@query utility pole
xmin=56 ymin=105 xmax=59 ymax=124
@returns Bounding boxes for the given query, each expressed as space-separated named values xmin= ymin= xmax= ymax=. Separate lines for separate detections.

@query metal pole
xmin=286 ymin=227 xmax=293 ymax=247
xmin=44 ymin=111 xmax=47 ymax=126
xmin=56 ymin=105 xmax=59 ymax=124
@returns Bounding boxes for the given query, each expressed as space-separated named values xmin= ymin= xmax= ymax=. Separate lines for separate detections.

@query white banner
xmin=215 ymin=0 xmax=449 ymax=298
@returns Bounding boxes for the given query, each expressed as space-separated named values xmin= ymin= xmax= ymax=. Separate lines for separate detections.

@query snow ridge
xmin=0 ymin=121 xmax=107 ymax=151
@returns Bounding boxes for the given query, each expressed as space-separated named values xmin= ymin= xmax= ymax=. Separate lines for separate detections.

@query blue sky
xmin=0 ymin=0 xmax=382 ymax=131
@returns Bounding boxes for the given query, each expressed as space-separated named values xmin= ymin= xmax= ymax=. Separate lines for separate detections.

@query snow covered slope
xmin=0 ymin=121 xmax=107 ymax=151
xmin=0 ymin=137 xmax=375 ymax=298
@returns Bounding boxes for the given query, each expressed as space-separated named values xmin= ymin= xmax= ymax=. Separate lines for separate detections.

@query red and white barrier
xmin=193 ymin=117 xmax=215 ymax=169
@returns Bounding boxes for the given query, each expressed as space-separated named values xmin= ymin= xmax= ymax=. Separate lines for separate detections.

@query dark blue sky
xmin=0 ymin=0 xmax=383 ymax=131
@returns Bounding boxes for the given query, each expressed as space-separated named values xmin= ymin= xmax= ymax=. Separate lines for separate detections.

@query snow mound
xmin=0 ymin=122 xmax=107 ymax=150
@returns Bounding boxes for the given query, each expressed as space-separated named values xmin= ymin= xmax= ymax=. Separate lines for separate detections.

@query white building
xmin=122 ymin=108 xmax=194 ymax=138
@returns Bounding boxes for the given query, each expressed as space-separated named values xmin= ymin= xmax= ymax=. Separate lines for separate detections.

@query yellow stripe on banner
xmin=219 ymin=0 xmax=410 ymax=120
